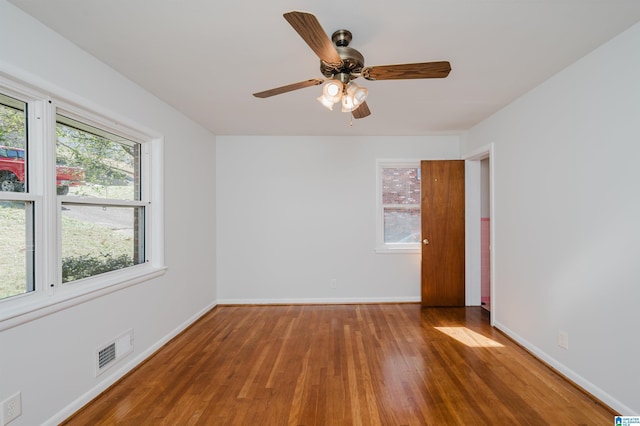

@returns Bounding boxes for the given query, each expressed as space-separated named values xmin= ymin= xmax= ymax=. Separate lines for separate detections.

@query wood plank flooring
xmin=63 ymin=305 xmax=614 ymax=425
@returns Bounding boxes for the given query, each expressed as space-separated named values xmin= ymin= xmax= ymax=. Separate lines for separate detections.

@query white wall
xmin=4 ymin=0 xmax=636 ymax=420
xmin=216 ymin=135 xmax=459 ymax=303
xmin=480 ymin=158 xmax=490 ymax=218
xmin=462 ymin=22 xmax=640 ymax=414
xmin=0 ymin=2 xmax=217 ymax=424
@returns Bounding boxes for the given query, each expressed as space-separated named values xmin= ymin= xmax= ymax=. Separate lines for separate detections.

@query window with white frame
xmin=376 ymin=160 xmax=421 ymax=252
xmin=0 ymin=76 xmax=164 ymax=326
xmin=56 ymin=113 xmax=146 ymax=283
xmin=0 ymin=92 xmax=34 ymax=299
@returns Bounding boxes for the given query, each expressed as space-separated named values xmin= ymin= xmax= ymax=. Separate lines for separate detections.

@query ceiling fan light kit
xmin=317 ymin=79 xmax=369 ymax=112
xmin=253 ymin=11 xmax=451 ymax=121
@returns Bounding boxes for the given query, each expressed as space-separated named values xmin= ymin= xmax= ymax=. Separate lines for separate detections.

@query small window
xmin=376 ymin=160 xmax=421 ymax=253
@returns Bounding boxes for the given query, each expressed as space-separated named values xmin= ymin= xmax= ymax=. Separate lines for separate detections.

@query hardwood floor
xmin=63 ymin=304 xmax=613 ymax=425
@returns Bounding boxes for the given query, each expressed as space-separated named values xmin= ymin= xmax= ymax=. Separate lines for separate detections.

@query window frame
xmin=0 ymin=74 xmax=166 ymax=331
xmin=54 ymin=105 xmax=148 ymax=284
xmin=375 ymin=159 xmax=422 ymax=254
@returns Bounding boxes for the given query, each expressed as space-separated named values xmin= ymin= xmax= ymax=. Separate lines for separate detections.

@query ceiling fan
xmin=253 ymin=11 xmax=451 ymax=120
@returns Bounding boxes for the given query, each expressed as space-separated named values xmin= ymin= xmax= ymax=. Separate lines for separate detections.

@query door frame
xmin=463 ymin=143 xmax=496 ymax=325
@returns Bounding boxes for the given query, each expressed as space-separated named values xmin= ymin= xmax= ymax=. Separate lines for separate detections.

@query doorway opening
xmin=464 ymin=143 xmax=494 ymax=322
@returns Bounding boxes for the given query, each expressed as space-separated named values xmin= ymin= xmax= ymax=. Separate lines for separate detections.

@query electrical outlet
xmin=1 ymin=392 xmax=22 ymax=425
xmin=330 ymin=278 xmax=337 ymax=289
xmin=558 ymin=330 xmax=569 ymax=350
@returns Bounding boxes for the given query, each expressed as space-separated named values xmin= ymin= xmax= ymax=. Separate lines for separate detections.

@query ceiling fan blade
xmin=362 ymin=61 xmax=451 ymax=81
xmin=352 ymin=101 xmax=371 ymax=119
xmin=283 ymin=11 xmax=342 ymax=67
xmin=253 ymin=79 xmax=324 ymax=98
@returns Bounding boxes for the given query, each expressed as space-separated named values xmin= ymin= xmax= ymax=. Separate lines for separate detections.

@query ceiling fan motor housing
xmin=320 ymin=29 xmax=365 ymax=79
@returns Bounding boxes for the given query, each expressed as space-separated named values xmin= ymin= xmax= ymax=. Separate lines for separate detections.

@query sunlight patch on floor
xmin=434 ymin=327 xmax=504 ymax=348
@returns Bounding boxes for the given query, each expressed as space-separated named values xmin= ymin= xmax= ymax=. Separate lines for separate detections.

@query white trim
xmin=54 ymin=101 xmax=154 ymax=145
xmin=43 ymin=97 xmax=59 ymax=297
xmin=494 ymin=320 xmax=637 ymax=416
xmin=464 ymin=160 xmax=481 ymax=306
xmin=0 ymin=190 xmax=33 ymax=202
xmin=0 ymin=72 xmax=49 ymax=102
xmin=463 ymin=143 xmax=493 ymax=161
xmin=374 ymin=247 xmax=421 ymax=255
xmin=148 ymin=137 xmax=165 ymax=267
xmin=57 ymin=197 xmax=147 ymax=207
xmin=463 ymin=143 xmax=495 ymax=320
xmin=489 ymin=144 xmax=495 ymax=324
xmin=217 ymin=297 xmax=421 ymax=305
xmin=0 ymin=266 xmax=167 ymax=331
xmin=42 ymin=301 xmax=218 ymax=426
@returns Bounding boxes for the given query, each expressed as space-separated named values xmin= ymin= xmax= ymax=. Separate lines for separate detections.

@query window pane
xmin=56 ymin=114 xmax=140 ymax=200
xmin=61 ymin=204 xmax=144 ymax=283
xmin=0 ymin=94 xmax=27 ymax=193
xmin=0 ymin=201 xmax=34 ymax=299
xmin=382 ymin=167 xmax=420 ymax=205
xmin=384 ymin=208 xmax=420 ymax=244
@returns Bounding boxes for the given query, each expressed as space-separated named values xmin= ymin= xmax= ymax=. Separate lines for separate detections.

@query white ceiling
xmin=8 ymin=0 xmax=640 ymax=136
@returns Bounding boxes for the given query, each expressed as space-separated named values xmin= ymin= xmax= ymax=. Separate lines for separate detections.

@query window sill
xmin=375 ymin=247 xmax=421 ymax=254
xmin=0 ymin=264 xmax=167 ymax=331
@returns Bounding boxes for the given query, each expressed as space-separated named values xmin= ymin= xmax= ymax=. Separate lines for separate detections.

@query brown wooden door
xmin=421 ymin=160 xmax=465 ymax=307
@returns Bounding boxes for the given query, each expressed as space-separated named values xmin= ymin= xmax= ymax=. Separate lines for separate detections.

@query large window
xmin=376 ymin=160 xmax=421 ymax=253
xmin=0 ymin=77 xmax=164 ymax=327
xmin=0 ymin=93 xmax=33 ymax=299
xmin=56 ymin=114 xmax=146 ymax=283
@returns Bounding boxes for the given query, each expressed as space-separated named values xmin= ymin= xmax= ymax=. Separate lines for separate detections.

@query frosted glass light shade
xmin=324 ymin=80 xmax=342 ymax=97
xmin=317 ymin=80 xmax=343 ymax=110
xmin=350 ymin=82 xmax=368 ymax=105
xmin=341 ymin=93 xmax=357 ymax=112
xmin=341 ymin=82 xmax=368 ymax=112
xmin=317 ymin=95 xmax=335 ymax=110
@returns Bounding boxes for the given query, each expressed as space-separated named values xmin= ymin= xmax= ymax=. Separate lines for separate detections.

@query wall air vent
xmin=98 ymin=343 xmax=116 ymax=369
xmin=96 ymin=329 xmax=134 ymax=376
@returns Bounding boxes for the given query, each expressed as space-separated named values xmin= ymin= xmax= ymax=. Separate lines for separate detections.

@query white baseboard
xmin=494 ymin=320 xmax=637 ymax=416
xmin=216 ymin=296 xmax=421 ymax=305
xmin=44 ymin=301 xmax=217 ymax=425
xmin=50 ymin=301 xmax=632 ymax=424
